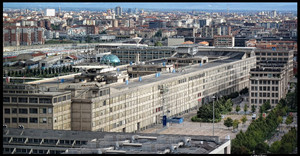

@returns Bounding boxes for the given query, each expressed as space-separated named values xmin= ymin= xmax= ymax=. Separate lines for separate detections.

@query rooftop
xmin=3 ymin=128 xmax=228 ymax=154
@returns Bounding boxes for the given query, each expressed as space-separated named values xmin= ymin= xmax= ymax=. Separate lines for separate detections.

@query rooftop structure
xmin=3 ymin=127 xmax=231 ymax=154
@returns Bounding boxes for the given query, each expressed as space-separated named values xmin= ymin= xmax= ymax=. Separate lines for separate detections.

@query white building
xmin=45 ymin=9 xmax=55 ymax=17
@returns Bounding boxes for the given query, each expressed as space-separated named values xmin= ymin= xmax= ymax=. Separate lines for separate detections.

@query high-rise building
xmin=271 ymin=10 xmax=277 ymax=18
xmin=115 ymin=6 xmax=122 ymax=16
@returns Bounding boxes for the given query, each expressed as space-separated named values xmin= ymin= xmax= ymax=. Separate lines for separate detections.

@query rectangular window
xmin=40 ymin=108 xmax=47 ymax=114
xmin=19 ymin=118 xmax=28 ymax=123
xmin=19 ymin=108 xmax=28 ymax=114
xmin=12 ymin=97 xmax=17 ymax=103
xmin=40 ymin=117 xmax=47 ymax=123
xmin=67 ymin=95 xmax=71 ymax=100
xmin=29 ymin=98 xmax=38 ymax=103
xmin=12 ymin=108 xmax=17 ymax=114
xmin=4 ymin=97 xmax=10 ymax=102
xmin=4 ymin=108 xmax=10 ymax=114
xmin=29 ymin=118 xmax=38 ymax=123
xmin=54 ymin=98 xmax=57 ymax=103
xmin=63 ymin=96 xmax=66 ymax=101
xmin=18 ymin=97 xmax=28 ymax=103
xmin=12 ymin=118 xmax=17 ymax=123
xmin=5 ymin=118 xmax=10 ymax=123
xmin=29 ymin=108 xmax=38 ymax=114
xmin=39 ymin=98 xmax=52 ymax=104
xmin=48 ymin=108 xmax=52 ymax=114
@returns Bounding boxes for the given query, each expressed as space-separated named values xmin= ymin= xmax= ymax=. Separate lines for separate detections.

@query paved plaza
xmin=141 ymin=110 xmax=253 ymax=140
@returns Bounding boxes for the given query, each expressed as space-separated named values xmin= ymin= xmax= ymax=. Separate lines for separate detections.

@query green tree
xmin=241 ymin=115 xmax=247 ymax=127
xmin=236 ymin=105 xmax=241 ymax=114
xmin=254 ymin=142 xmax=269 ymax=154
xmin=277 ymin=116 xmax=283 ymax=132
xmin=244 ymin=104 xmax=248 ymax=114
xmin=285 ymin=115 xmax=293 ymax=127
xmin=269 ymin=141 xmax=281 ymax=154
xmin=279 ymin=142 xmax=293 ymax=154
xmin=154 ymin=29 xmax=162 ymax=37
xmin=154 ymin=41 xmax=163 ymax=46
xmin=251 ymin=105 xmax=256 ymax=113
xmin=264 ymin=101 xmax=271 ymax=111
xmin=86 ymin=35 xmax=92 ymax=43
xmin=224 ymin=117 xmax=233 ymax=130
xmin=233 ymin=119 xmax=240 ymax=130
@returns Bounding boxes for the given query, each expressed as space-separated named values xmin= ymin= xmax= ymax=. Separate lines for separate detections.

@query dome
xmin=100 ymin=54 xmax=120 ymax=65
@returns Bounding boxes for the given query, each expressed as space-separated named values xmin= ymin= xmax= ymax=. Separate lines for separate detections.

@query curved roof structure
xmin=100 ymin=54 xmax=120 ymax=65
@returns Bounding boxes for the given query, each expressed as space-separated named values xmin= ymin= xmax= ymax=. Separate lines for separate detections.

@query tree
xmin=269 ymin=141 xmax=281 ymax=154
xmin=251 ymin=105 xmax=256 ymax=113
xmin=225 ymin=99 xmax=233 ymax=112
xmin=279 ymin=142 xmax=293 ymax=154
xmin=233 ymin=119 xmax=240 ymax=130
xmin=154 ymin=29 xmax=162 ymax=37
xmin=224 ymin=117 xmax=233 ymax=130
xmin=236 ymin=105 xmax=241 ymax=114
xmin=86 ymin=35 xmax=92 ymax=43
xmin=241 ymin=115 xmax=247 ymax=127
xmin=264 ymin=101 xmax=271 ymax=111
xmin=254 ymin=142 xmax=269 ymax=154
xmin=244 ymin=104 xmax=248 ymax=114
xmin=277 ymin=116 xmax=283 ymax=132
xmin=285 ymin=115 xmax=293 ymax=127
xmin=154 ymin=41 xmax=163 ymax=46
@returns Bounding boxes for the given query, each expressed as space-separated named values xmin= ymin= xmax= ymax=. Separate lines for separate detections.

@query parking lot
xmin=141 ymin=109 xmax=253 ymax=140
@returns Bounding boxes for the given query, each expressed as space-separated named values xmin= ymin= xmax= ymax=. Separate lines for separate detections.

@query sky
xmin=3 ymin=2 xmax=298 ymax=11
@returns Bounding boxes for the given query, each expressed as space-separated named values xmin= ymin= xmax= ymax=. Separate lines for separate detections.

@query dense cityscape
xmin=2 ymin=2 xmax=297 ymax=154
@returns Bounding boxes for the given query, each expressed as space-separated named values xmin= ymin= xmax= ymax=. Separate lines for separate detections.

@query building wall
xmin=255 ymin=50 xmax=294 ymax=80
xmin=3 ymin=86 xmax=72 ymax=130
xmin=209 ymin=139 xmax=231 ymax=154
xmin=249 ymin=67 xmax=289 ymax=107
xmin=110 ymin=47 xmax=176 ymax=65
xmin=72 ymin=56 xmax=256 ymax=132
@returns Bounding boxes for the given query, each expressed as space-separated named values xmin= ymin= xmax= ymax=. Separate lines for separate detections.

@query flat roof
xmin=112 ymin=58 xmax=238 ymax=90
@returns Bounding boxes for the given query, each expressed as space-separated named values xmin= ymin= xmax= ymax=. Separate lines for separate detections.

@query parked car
xmin=252 ymin=114 xmax=256 ymax=119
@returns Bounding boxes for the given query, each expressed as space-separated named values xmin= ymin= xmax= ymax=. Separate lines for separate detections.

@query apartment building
xmin=3 ymin=84 xmax=72 ymax=130
xmin=213 ymin=35 xmax=235 ymax=47
xmin=249 ymin=61 xmax=289 ymax=107
xmin=254 ymin=49 xmax=294 ymax=80
xmin=3 ymin=26 xmax=46 ymax=46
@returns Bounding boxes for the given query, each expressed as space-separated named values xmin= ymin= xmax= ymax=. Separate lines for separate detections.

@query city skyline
xmin=3 ymin=2 xmax=298 ymax=11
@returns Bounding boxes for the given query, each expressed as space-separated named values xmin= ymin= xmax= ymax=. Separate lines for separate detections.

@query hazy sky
xmin=3 ymin=2 xmax=298 ymax=11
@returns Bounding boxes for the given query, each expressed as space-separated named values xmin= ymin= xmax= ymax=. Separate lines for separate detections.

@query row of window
xmin=255 ymin=52 xmax=289 ymax=56
xmin=3 ymin=90 xmax=35 ymax=94
xmin=3 ymin=95 xmax=71 ymax=104
xmin=251 ymin=99 xmax=279 ymax=104
xmin=250 ymin=86 xmax=279 ymax=91
xmin=4 ymin=117 xmax=50 ymax=124
xmin=251 ymin=92 xmax=279 ymax=97
xmin=4 ymin=108 xmax=52 ymax=114
xmin=257 ymin=57 xmax=289 ymax=61
xmin=251 ymin=80 xmax=280 ymax=85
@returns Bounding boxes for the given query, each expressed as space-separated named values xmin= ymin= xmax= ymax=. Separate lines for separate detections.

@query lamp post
xmin=212 ymin=95 xmax=216 ymax=136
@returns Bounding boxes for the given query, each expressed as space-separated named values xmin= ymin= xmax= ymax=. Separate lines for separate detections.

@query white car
xmin=252 ymin=114 xmax=256 ymax=119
